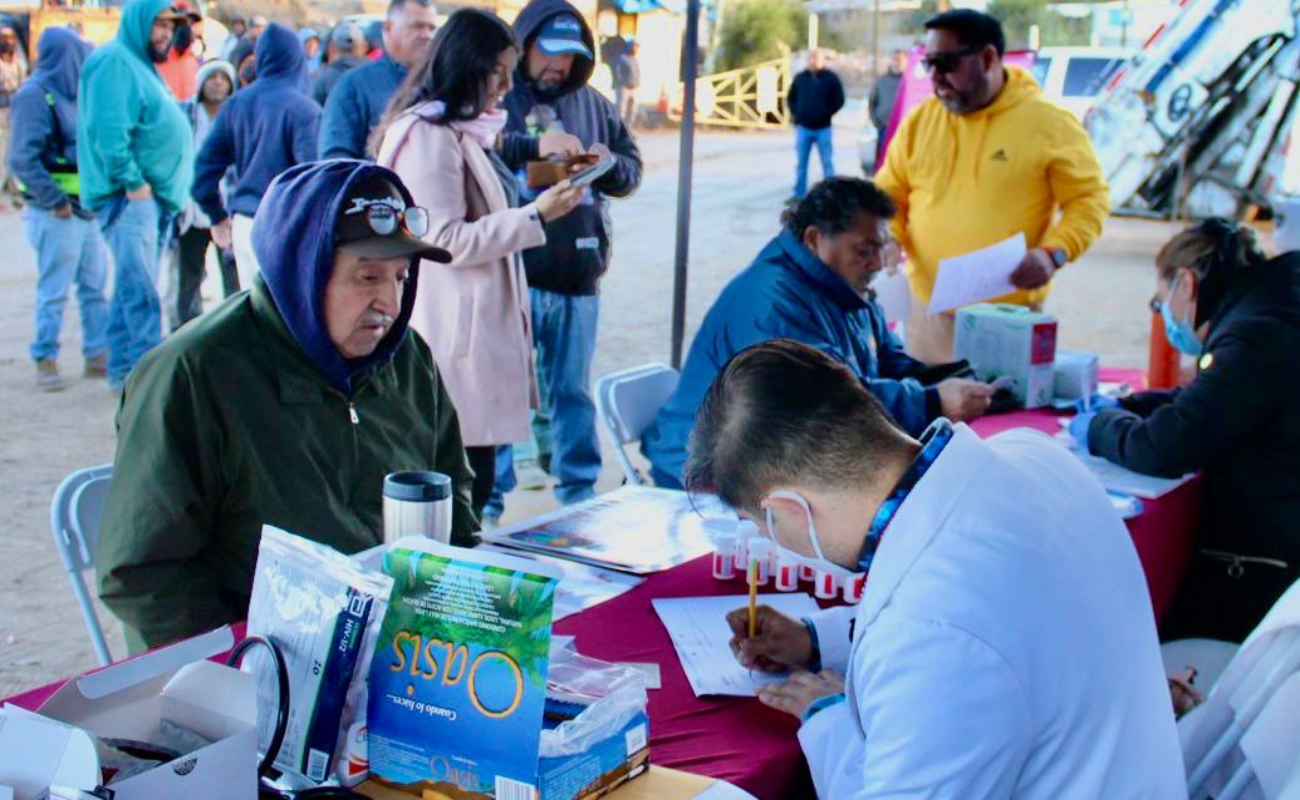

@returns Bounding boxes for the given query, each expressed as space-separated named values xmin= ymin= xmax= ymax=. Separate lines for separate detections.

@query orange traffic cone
xmin=1147 ymin=311 xmax=1182 ymax=390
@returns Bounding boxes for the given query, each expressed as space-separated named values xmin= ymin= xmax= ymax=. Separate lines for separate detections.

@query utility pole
xmin=872 ymin=0 xmax=881 ymax=80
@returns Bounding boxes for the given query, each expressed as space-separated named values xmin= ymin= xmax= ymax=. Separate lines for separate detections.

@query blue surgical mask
xmin=1161 ymin=275 xmax=1203 ymax=356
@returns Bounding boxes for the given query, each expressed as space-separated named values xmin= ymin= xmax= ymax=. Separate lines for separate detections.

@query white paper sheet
xmin=928 ymin=233 xmax=1027 ymax=314
xmin=652 ymin=594 xmax=821 ymax=697
xmin=1075 ymin=453 xmax=1195 ymax=500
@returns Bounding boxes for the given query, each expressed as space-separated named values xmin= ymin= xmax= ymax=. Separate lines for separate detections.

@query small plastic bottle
xmin=773 ymin=551 xmax=800 ymax=592
xmin=712 ymin=534 xmax=737 ymax=580
xmin=733 ymin=520 xmax=760 ymax=574
xmin=842 ymin=572 xmax=866 ymax=604
xmin=747 ymin=539 xmax=773 ymax=585
xmin=814 ymin=568 xmax=839 ymax=600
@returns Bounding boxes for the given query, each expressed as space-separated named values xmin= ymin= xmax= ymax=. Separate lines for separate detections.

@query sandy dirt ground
xmin=0 ymin=127 xmax=1196 ymax=697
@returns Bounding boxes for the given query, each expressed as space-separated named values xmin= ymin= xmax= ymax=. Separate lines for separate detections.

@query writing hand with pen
xmin=725 ymin=605 xmax=845 ymax=719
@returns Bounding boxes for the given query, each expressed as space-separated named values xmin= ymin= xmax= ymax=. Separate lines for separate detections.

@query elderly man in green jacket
xmin=97 ymin=161 xmax=478 ymax=652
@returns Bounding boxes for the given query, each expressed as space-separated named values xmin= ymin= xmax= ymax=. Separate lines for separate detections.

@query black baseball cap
xmin=335 ymin=176 xmax=452 ymax=263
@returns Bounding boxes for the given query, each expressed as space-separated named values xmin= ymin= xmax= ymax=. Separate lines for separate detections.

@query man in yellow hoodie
xmin=876 ymin=9 xmax=1109 ymax=362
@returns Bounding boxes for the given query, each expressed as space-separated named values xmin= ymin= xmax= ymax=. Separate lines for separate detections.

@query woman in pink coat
xmin=374 ymin=9 xmax=585 ymax=518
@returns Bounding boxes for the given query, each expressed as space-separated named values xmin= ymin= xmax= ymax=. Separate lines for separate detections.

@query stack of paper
xmin=652 ymin=594 xmax=820 ymax=697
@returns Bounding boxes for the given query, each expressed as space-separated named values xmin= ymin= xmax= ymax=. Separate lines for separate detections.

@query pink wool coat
xmin=377 ymin=103 xmax=545 ymax=447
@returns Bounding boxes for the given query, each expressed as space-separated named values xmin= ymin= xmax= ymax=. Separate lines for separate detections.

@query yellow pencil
xmin=747 ymin=554 xmax=758 ymax=638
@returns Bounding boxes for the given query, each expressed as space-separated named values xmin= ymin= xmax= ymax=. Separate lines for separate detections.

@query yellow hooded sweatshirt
xmin=875 ymin=66 xmax=1110 ymax=309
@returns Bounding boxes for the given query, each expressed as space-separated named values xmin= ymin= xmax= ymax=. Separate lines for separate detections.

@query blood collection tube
xmin=712 ymin=534 xmax=737 ymax=580
xmin=774 ymin=552 xmax=800 ymax=592
xmin=799 ymin=563 xmax=817 ymax=582
xmin=747 ymin=539 xmax=773 ymax=585
xmin=814 ymin=569 xmax=839 ymax=600
xmin=842 ymin=572 xmax=866 ymax=603
xmin=733 ymin=520 xmax=759 ymax=573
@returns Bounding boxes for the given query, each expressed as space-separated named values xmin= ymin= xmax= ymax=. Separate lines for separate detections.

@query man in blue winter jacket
xmin=317 ymin=0 xmax=436 ymax=159
xmin=642 ymin=178 xmax=997 ymax=488
xmin=192 ymin=21 xmax=321 ymax=290
xmin=489 ymin=0 xmax=643 ymax=516
xmin=10 ymin=27 xmax=108 ymax=392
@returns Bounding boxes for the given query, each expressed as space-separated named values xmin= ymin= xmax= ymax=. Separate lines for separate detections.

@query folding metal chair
xmin=49 ymin=463 xmax=115 ymax=666
xmin=1215 ymin=672 xmax=1300 ymax=799
xmin=594 ymin=364 xmax=680 ymax=486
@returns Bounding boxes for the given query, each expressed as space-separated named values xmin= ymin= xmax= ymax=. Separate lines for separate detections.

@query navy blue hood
xmin=254 ymin=21 xmax=305 ymax=83
xmin=32 ymin=27 xmax=90 ymax=101
xmin=252 ymin=160 xmax=422 ymax=396
xmin=513 ymin=0 xmax=595 ymax=95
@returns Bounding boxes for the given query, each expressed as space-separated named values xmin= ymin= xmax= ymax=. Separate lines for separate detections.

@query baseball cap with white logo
xmin=536 ymin=14 xmax=593 ymax=60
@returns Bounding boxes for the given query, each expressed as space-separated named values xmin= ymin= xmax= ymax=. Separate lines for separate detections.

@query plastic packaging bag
xmin=540 ymin=644 xmax=648 ymax=759
xmin=246 ymin=526 xmax=394 ymax=786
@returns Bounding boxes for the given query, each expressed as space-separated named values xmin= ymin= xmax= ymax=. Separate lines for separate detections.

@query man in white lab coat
xmin=686 ymin=339 xmax=1186 ymax=799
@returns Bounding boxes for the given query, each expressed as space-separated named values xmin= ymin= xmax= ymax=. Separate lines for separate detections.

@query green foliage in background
xmin=715 ymin=0 xmax=808 ymax=72
xmin=902 ymin=0 xmax=1090 ymax=50
xmin=990 ymin=0 xmax=1091 ymax=48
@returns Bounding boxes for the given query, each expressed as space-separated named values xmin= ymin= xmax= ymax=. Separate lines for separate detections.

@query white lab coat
xmin=797 ymin=425 xmax=1187 ymax=799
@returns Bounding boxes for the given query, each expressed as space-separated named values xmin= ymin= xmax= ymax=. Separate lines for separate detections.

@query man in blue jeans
xmin=77 ymin=0 xmax=195 ymax=391
xmin=493 ymin=0 xmax=642 ymax=515
xmin=9 ymin=27 xmax=109 ymax=392
xmin=788 ymin=49 xmax=845 ymax=199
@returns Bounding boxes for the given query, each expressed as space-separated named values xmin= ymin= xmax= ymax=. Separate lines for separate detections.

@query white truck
xmin=1086 ymin=0 xmax=1300 ymax=220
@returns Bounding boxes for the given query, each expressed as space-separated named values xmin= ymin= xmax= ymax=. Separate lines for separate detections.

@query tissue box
xmin=13 ymin=627 xmax=258 ymax=800
xmin=1054 ymin=350 xmax=1099 ymax=402
xmin=954 ymin=304 xmax=1058 ymax=409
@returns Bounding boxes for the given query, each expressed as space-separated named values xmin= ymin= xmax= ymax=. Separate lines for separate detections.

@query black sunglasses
xmin=922 ymin=46 xmax=983 ymax=75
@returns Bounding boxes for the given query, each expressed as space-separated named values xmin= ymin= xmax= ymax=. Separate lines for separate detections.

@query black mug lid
xmin=383 ymin=471 xmax=452 ymax=502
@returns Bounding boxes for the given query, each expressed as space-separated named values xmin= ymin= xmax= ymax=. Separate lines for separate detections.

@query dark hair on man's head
xmin=924 ymin=9 xmax=1005 ymax=57
xmin=781 ymin=177 xmax=896 ymax=238
xmin=389 ymin=0 xmax=433 ymax=18
xmin=684 ymin=339 xmax=912 ymax=515
xmin=372 ymin=9 xmax=516 ymax=153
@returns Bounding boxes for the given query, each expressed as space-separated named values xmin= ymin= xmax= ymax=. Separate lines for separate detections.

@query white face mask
xmin=764 ymin=489 xmax=855 ymax=579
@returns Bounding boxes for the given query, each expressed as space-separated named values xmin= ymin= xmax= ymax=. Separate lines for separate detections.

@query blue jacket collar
xmin=773 ymin=229 xmax=868 ymax=312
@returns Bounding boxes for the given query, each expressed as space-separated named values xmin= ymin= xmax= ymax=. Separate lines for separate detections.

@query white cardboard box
xmin=14 ymin=626 xmax=258 ymax=800
xmin=954 ymin=303 xmax=1059 ymax=409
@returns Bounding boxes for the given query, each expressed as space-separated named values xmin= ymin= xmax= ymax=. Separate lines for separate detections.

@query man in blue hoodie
xmin=494 ymin=0 xmax=643 ymax=510
xmin=10 ymin=27 xmax=109 ymax=392
xmin=317 ymin=0 xmax=437 ymax=159
xmin=97 ymin=161 xmax=480 ymax=650
xmin=641 ymin=178 xmax=997 ymax=487
xmin=78 ymin=0 xmax=195 ymax=392
xmin=193 ymin=22 xmax=321 ymax=290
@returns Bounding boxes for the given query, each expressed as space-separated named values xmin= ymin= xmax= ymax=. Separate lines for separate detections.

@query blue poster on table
xmin=367 ymin=538 xmax=561 ymax=798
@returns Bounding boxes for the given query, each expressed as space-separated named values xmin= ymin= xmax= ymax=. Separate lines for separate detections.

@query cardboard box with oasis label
xmin=366 ymin=538 xmax=650 ymax=800
xmin=954 ymin=303 xmax=1059 ymax=409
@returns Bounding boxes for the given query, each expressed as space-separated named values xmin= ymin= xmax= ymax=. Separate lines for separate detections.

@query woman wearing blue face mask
xmin=1080 ymin=218 xmax=1300 ymax=643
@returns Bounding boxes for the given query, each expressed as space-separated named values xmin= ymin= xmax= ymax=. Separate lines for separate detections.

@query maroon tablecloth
xmin=5 ymin=367 xmax=1200 ymax=799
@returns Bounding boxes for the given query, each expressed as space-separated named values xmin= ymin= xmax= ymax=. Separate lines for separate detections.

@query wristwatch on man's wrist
xmin=1049 ymin=247 xmax=1068 ymax=270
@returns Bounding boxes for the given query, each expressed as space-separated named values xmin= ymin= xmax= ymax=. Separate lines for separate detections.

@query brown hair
xmin=684 ymin=339 xmax=913 ymax=516
xmin=1156 ymin=220 xmax=1265 ymax=282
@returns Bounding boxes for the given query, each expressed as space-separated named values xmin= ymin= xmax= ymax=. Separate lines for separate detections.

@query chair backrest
xmin=1184 ymin=577 xmax=1300 ymax=797
xmin=49 ymin=463 xmax=115 ymax=666
xmin=594 ymin=364 xmax=680 ymax=485
xmin=1217 ymin=672 xmax=1300 ymax=800
xmin=50 ymin=464 xmax=114 ymax=572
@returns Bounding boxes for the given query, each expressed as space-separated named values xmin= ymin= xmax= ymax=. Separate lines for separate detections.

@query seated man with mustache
xmin=96 ymin=160 xmax=480 ymax=652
